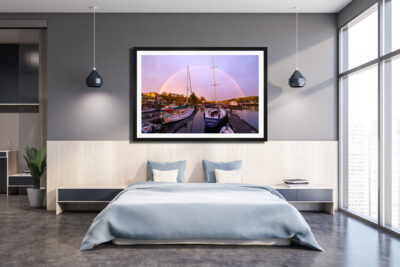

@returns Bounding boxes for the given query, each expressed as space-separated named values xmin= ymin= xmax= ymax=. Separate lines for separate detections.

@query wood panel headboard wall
xmin=47 ymin=141 xmax=338 ymax=210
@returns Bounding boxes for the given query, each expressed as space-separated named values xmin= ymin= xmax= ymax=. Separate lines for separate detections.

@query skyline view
xmin=141 ymin=55 xmax=259 ymax=101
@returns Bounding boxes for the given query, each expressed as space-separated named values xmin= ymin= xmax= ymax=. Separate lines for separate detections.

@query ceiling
xmin=0 ymin=0 xmax=352 ymax=13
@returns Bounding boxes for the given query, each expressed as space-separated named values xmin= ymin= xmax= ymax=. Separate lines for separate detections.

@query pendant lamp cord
xmin=296 ymin=12 xmax=299 ymax=69
xmin=93 ymin=7 xmax=96 ymax=70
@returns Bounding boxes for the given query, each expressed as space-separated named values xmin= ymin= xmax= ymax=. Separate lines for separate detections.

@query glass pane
xmin=347 ymin=65 xmax=379 ymax=220
xmin=340 ymin=5 xmax=378 ymax=72
xmin=389 ymin=56 xmax=400 ymax=230
xmin=383 ymin=0 xmax=400 ymax=54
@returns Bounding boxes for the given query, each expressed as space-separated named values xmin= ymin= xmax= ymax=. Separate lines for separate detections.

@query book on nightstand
xmin=283 ymin=179 xmax=309 ymax=188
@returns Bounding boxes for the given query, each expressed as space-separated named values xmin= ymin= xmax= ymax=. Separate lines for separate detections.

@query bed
xmin=80 ymin=182 xmax=323 ymax=251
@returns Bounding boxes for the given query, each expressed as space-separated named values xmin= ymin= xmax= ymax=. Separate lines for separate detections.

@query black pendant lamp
xmin=86 ymin=6 xmax=103 ymax=87
xmin=289 ymin=9 xmax=306 ymax=88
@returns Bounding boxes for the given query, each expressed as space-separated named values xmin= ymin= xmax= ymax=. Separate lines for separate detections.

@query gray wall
xmin=0 ymin=13 xmax=337 ymax=141
xmin=338 ymin=0 xmax=378 ymax=27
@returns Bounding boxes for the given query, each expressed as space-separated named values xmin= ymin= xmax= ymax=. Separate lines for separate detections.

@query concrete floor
xmin=1 ymin=195 xmax=400 ymax=267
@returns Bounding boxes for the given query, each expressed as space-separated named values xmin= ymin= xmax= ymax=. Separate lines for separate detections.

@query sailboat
xmin=161 ymin=66 xmax=194 ymax=124
xmin=204 ymin=56 xmax=226 ymax=128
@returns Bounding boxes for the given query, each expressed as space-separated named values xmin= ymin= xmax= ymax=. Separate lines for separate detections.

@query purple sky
xmin=141 ymin=55 xmax=259 ymax=101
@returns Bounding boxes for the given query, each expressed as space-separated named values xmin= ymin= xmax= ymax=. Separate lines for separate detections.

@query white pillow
xmin=214 ymin=169 xmax=242 ymax=183
xmin=152 ymin=169 xmax=179 ymax=182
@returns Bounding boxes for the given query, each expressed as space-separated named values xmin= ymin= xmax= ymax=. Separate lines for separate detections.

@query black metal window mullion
xmin=338 ymin=58 xmax=379 ymax=78
xmin=340 ymin=47 xmax=400 ymax=79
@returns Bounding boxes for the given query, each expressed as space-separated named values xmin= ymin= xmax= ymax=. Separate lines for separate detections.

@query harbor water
xmin=142 ymin=107 xmax=259 ymax=134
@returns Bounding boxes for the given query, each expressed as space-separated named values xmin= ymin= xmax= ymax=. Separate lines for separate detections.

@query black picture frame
xmin=130 ymin=47 xmax=268 ymax=142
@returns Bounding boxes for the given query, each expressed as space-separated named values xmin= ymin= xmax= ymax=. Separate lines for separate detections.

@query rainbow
xmin=158 ymin=65 xmax=245 ymax=98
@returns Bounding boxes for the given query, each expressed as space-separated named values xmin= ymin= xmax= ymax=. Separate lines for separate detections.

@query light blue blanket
xmin=81 ymin=182 xmax=323 ymax=251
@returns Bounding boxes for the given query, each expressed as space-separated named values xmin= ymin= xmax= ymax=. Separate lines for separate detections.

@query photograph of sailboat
xmin=132 ymin=47 xmax=267 ymax=141
xmin=203 ymin=56 xmax=227 ymax=129
xmin=160 ymin=66 xmax=195 ymax=124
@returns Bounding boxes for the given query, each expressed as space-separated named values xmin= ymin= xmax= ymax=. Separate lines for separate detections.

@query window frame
xmin=339 ymin=0 xmax=400 ymax=237
xmin=339 ymin=5 xmax=379 ymax=73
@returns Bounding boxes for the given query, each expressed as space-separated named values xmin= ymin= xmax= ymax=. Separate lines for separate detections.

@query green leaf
xmin=34 ymin=148 xmax=46 ymax=173
xmin=25 ymin=145 xmax=37 ymax=161
xmin=24 ymin=145 xmax=47 ymax=180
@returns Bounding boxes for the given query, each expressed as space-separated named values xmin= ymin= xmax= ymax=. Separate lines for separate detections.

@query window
xmin=340 ymin=1 xmax=400 ymax=235
xmin=347 ymin=65 xmax=379 ymax=220
xmin=384 ymin=55 xmax=400 ymax=230
xmin=341 ymin=65 xmax=379 ymax=221
xmin=382 ymin=0 xmax=400 ymax=54
xmin=340 ymin=5 xmax=378 ymax=72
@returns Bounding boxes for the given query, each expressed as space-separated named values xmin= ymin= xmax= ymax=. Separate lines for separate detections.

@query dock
xmin=227 ymin=112 xmax=258 ymax=133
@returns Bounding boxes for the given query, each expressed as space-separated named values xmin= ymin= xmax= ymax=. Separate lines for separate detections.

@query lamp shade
xmin=86 ymin=68 xmax=103 ymax=87
xmin=289 ymin=69 xmax=306 ymax=88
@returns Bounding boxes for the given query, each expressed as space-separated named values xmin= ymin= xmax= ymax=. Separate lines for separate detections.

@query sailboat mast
xmin=186 ymin=65 xmax=193 ymax=104
xmin=212 ymin=56 xmax=217 ymax=103
xmin=186 ymin=66 xmax=189 ymax=102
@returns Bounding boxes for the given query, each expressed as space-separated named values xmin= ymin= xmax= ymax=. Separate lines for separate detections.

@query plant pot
xmin=27 ymin=188 xmax=46 ymax=208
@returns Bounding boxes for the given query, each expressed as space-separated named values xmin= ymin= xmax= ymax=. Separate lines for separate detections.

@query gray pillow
xmin=202 ymin=160 xmax=242 ymax=183
xmin=147 ymin=160 xmax=186 ymax=183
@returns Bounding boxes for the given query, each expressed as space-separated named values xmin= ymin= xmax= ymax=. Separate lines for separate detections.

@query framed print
xmin=131 ymin=47 xmax=267 ymax=141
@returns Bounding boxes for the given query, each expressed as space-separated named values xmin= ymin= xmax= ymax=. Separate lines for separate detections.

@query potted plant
xmin=24 ymin=145 xmax=47 ymax=208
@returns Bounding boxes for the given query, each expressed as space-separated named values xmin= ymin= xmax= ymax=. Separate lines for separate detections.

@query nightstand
xmin=8 ymin=173 xmax=36 ymax=195
xmin=0 ymin=150 xmax=17 ymax=194
xmin=56 ymin=186 xmax=126 ymax=215
xmin=272 ymin=185 xmax=334 ymax=214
